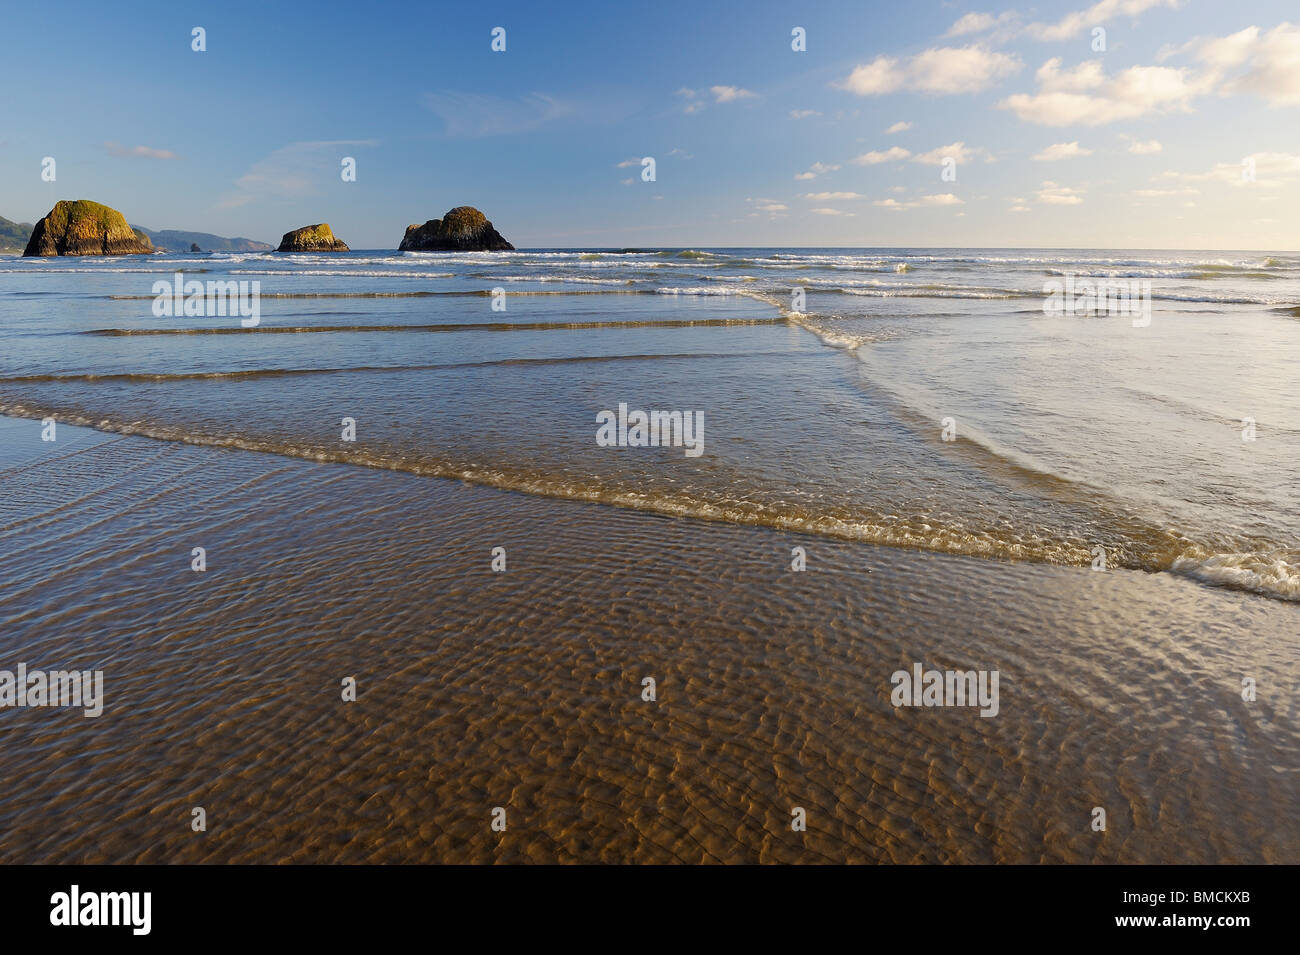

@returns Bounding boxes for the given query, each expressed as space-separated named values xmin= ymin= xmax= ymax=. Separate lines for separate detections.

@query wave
xmin=1 ymin=403 xmax=1294 ymax=602
xmin=1042 ymin=267 xmax=1283 ymax=280
xmin=229 ymin=269 xmax=455 ymax=279
xmin=655 ymin=285 xmax=770 ymax=296
xmin=107 ymin=291 xmax=444 ymax=300
xmin=478 ymin=275 xmax=635 ymax=285
xmin=84 ymin=316 xmax=787 ymax=336
xmin=105 ymin=288 xmax=646 ymax=302
xmin=1170 ymin=551 xmax=1300 ymax=600
xmin=840 ymin=286 xmax=1028 ymax=300
xmin=657 ymin=249 xmax=717 ymax=259
xmin=0 ymin=352 xmax=756 ymax=384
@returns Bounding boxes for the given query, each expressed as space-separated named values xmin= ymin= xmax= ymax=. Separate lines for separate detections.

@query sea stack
xmin=398 ymin=206 xmax=513 ymax=251
xmin=22 ymin=200 xmax=154 ymax=256
xmin=277 ymin=223 xmax=350 ymax=252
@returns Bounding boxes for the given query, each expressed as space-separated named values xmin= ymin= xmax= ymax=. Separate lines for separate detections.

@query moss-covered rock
xmin=23 ymin=200 xmax=155 ymax=256
xmin=276 ymin=223 xmax=350 ymax=252
xmin=398 ymin=206 xmax=513 ymax=251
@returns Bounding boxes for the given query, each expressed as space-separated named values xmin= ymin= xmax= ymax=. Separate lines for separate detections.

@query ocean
xmin=0 ymin=247 xmax=1296 ymax=862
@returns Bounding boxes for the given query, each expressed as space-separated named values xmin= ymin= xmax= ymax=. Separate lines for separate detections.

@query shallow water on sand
xmin=0 ymin=248 xmax=1297 ymax=862
xmin=2 ymin=247 xmax=1298 ymax=599
xmin=0 ymin=422 xmax=1296 ymax=863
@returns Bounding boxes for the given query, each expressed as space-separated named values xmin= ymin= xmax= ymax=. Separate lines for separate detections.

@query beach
xmin=0 ymin=247 xmax=1297 ymax=863
xmin=0 ymin=418 xmax=1296 ymax=863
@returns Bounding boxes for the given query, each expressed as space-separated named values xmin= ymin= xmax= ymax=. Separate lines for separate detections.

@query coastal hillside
xmin=135 ymin=227 xmax=273 ymax=252
xmin=0 ymin=215 xmax=33 ymax=252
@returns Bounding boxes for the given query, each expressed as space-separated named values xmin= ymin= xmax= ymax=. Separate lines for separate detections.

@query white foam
xmin=1170 ymin=551 xmax=1300 ymax=600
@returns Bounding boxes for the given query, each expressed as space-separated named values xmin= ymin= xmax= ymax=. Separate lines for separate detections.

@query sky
xmin=1 ymin=0 xmax=1297 ymax=249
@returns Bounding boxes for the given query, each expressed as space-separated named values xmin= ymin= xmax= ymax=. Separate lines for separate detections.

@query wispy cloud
xmin=218 ymin=140 xmax=375 ymax=209
xmin=105 ymin=141 xmax=179 ymax=160
xmin=423 ymin=91 xmax=572 ymax=137
xmin=1032 ymin=141 xmax=1093 ymax=160
xmin=874 ymin=193 xmax=965 ymax=210
xmin=1159 ymin=152 xmax=1300 ymax=186
xmin=1124 ymin=137 xmax=1163 ymax=154
xmin=795 ymin=161 xmax=840 ymax=180
xmin=746 ymin=196 xmax=788 ymax=217
xmin=677 ymin=85 xmax=754 ymax=112
xmin=912 ymin=141 xmax=993 ymax=164
xmin=1025 ymin=0 xmax=1181 ymax=43
xmin=885 ymin=121 xmax=912 ymax=134
xmin=1036 ymin=180 xmax=1085 ymax=204
xmin=710 ymin=85 xmax=756 ymax=103
xmin=853 ymin=146 xmax=911 ymax=165
xmin=944 ymin=11 xmax=1020 ymax=39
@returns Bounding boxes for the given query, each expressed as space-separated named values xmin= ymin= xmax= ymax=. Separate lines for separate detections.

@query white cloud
xmin=104 ymin=141 xmax=179 ymax=160
xmin=852 ymin=146 xmax=912 ymax=165
xmin=885 ymin=121 xmax=913 ymax=134
xmin=795 ymin=161 xmax=840 ymax=180
xmin=837 ymin=46 xmax=1021 ymax=95
xmin=790 ymin=109 xmax=821 ymax=119
xmin=1032 ymin=141 xmax=1093 ymax=160
xmin=1161 ymin=152 xmax=1300 ymax=187
xmin=912 ymin=141 xmax=992 ymax=165
xmin=999 ymin=57 xmax=1202 ymax=125
xmin=1132 ymin=187 xmax=1198 ymax=196
xmin=1126 ymin=138 xmax=1163 ymax=153
xmin=711 ymin=85 xmax=756 ymax=103
xmin=1189 ymin=26 xmax=1261 ymax=72
xmin=945 ymin=12 xmax=1020 ymax=38
xmin=810 ymin=208 xmax=854 ymax=216
xmin=615 ymin=158 xmax=642 ymax=168
xmin=1036 ymin=180 xmax=1085 ymax=204
xmin=746 ymin=197 xmax=788 ymax=213
xmin=916 ymin=193 xmax=964 ymax=206
xmin=1025 ymin=0 xmax=1181 ymax=43
xmin=873 ymin=193 xmax=965 ymax=210
xmin=1190 ymin=22 xmax=1300 ymax=106
xmin=803 ymin=191 xmax=864 ymax=200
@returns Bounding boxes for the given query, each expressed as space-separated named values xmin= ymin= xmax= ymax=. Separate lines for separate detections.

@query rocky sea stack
xmin=23 ymin=200 xmax=154 ymax=256
xmin=277 ymin=223 xmax=350 ymax=252
xmin=399 ymin=206 xmax=513 ymax=251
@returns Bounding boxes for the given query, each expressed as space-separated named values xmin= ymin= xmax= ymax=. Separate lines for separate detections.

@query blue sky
xmin=2 ymin=0 xmax=1297 ymax=248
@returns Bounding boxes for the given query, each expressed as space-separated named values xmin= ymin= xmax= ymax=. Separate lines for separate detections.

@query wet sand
xmin=1 ymin=418 xmax=1295 ymax=864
